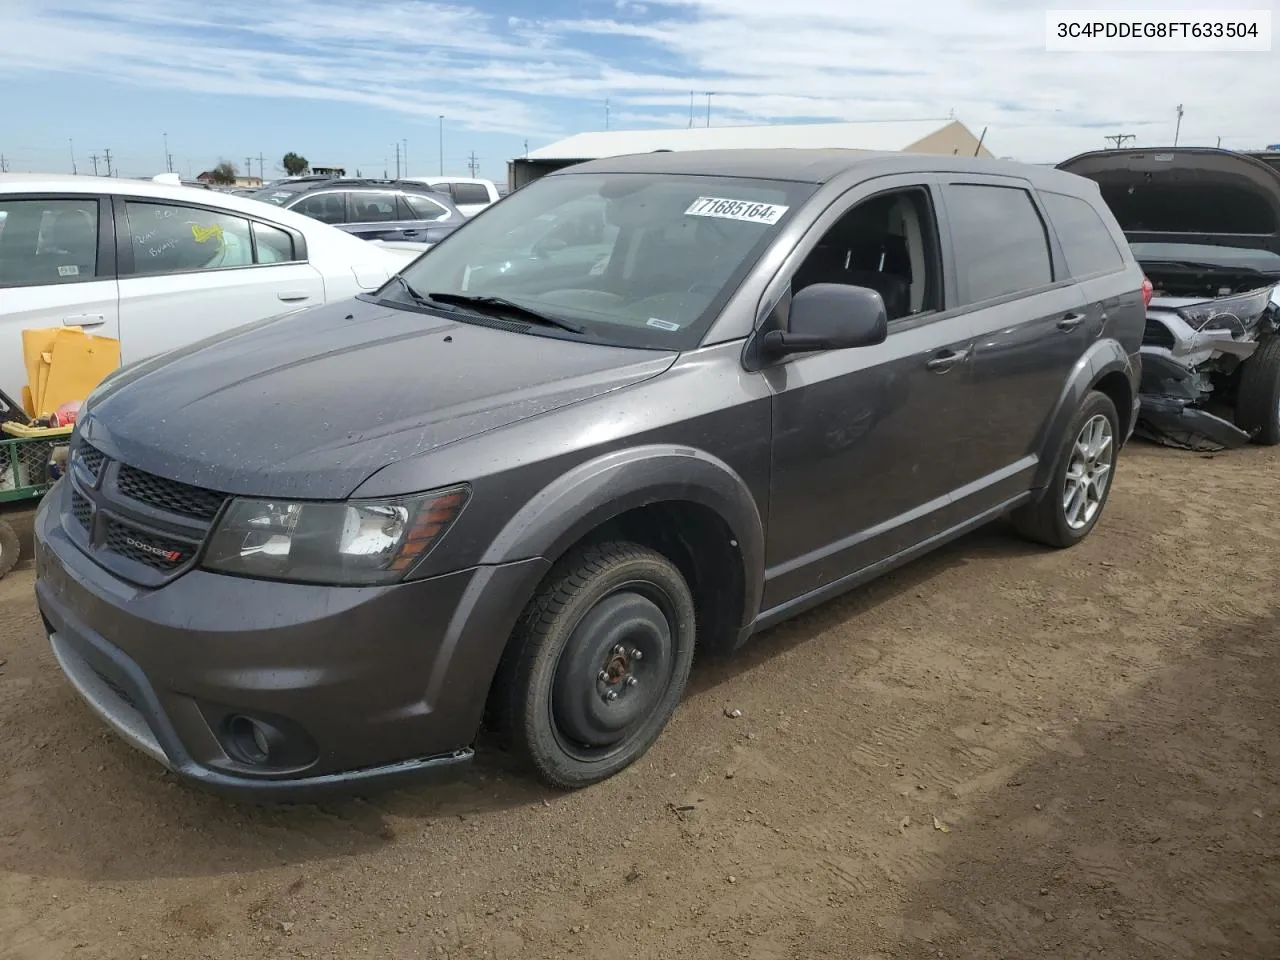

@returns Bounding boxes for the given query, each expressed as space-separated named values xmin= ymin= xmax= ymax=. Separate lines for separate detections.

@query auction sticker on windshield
xmin=685 ymin=197 xmax=789 ymax=225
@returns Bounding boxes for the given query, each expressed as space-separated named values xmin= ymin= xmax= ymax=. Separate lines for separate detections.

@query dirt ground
xmin=2 ymin=441 xmax=1279 ymax=960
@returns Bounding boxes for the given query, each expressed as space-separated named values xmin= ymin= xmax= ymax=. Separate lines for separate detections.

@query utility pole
xmin=394 ymin=141 xmax=401 ymax=179
xmin=402 ymin=139 xmax=408 ymax=176
xmin=438 ymin=115 xmax=445 ymax=175
xmin=89 ymin=153 xmax=100 ymax=176
xmin=0 ymin=155 xmax=8 ymax=174
xmin=1104 ymin=133 xmax=1135 ymax=149
xmin=688 ymin=91 xmax=695 ymax=128
xmin=605 ymin=98 xmax=610 ymax=130
xmin=1216 ymin=136 xmax=1222 ymax=148
xmin=103 ymin=148 xmax=113 ymax=177
xmin=69 ymin=138 xmax=77 ymax=174
xmin=245 ymin=156 xmax=253 ymax=181
xmin=467 ymin=151 xmax=479 ymax=177
xmin=257 ymin=152 xmax=265 ymax=182
xmin=524 ymin=139 xmax=529 ymax=158
xmin=165 ymin=132 xmax=173 ymax=172
xmin=1174 ymin=103 xmax=1184 ymax=147
xmin=705 ymin=92 xmax=714 ymax=127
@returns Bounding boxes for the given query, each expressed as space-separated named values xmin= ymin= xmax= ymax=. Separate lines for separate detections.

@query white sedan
xmin=0 ymin=174 xmax=418 ymax=405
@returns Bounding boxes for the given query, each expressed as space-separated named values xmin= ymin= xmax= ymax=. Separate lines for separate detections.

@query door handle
xmin=1057 ymin=312 xmax=1086 ymax=332
xmin=926 ymin=347 xmax=971 ymax=373
xmin=62 ymin=314 xmax=105 ymax=328
xmin=401 ymin=229 xmax=421 ymax=236
xmin=277 ymin=291 xmax=312 ymax=302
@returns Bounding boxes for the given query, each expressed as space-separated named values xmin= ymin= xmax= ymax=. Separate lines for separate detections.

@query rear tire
xmin=491 ymin=540 xmax=696 ymax=789
xmin=1012 ymin=390 xmax=1119 ymax=548
xmin=1234 ymin=336 xmax=1280 ymax=446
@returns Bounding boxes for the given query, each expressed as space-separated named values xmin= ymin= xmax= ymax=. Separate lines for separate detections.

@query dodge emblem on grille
xmin=124 ymin=536 xmax=182 ymax=563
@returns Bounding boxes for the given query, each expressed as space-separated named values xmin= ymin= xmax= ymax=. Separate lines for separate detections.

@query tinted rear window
xmin=945 ymin=184 xmax=1053 ymax=304
xmin=1041 ymin=191 xmax=1126 ymax=277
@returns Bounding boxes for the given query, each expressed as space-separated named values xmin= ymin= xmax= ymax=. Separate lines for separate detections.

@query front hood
xmin=82 ymin=298 xmax=676 ymax=499
xmin=1057 ymin=147 xmax=1280 ymax=255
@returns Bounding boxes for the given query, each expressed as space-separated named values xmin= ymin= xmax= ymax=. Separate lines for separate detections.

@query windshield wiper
xmin=426 ymin=292 xmax=587 ymax=334
xmin=1138 ymin=258 xmax=1270 ymax=275
xmin=385 ymin=274 xmax=434 ymax=306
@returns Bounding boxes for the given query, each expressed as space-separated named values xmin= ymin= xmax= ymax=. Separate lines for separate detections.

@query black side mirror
xmin=761 ymin=283 xmax=889 ymax=357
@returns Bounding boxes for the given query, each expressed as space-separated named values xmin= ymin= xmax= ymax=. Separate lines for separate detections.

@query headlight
xmin=202 ymin=486 xmax=469 ymax=585
xmin=1176 ymin=285 xmax=1277 ymax=335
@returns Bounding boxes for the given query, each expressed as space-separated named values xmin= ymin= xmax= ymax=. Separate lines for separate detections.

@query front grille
xmin=116 ymin=465 xmax=226 ymax=522
xmin=71 ymin=491 xmax=93 ymax=531
xmin=76 ymin=441 xmax=105 ymax=480
xmin=103 ymin=518 xmax=193 ymax=572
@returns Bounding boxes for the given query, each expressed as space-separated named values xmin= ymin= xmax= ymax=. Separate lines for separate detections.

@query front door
xmin=0 ymin=194 xmax=120 ymax=403
xmin=762 ymin=179 xmax=980 ymax=610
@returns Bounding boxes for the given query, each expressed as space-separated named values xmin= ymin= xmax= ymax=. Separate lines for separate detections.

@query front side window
xmin=291 ymin=192 xmax=345 ymax=224
xmin=0 ymin=198 xmax=100 ymax=287
xmin=1041 ymin=191 xmax=1125 ymax=278
xmin=122 ymin=202 xmax=268 ymax=276
xmin=396 ymin=172 xmax=814 ymax=350
xmin=945 ymin=183 xmax=1053 ymax=304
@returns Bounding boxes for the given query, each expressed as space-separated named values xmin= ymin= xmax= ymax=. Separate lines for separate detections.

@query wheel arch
xmin=1031 ymin=338 xmax=1136 ymax=492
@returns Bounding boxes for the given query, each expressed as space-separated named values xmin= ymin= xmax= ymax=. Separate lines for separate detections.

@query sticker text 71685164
xmin=684 ymin=197 xmax=790 ymax=225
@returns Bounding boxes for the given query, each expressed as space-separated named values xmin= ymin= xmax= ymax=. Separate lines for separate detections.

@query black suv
xmin=249 ymin=179 xmax=465 ymax=244
xmin=35 ymin=150 xmax=1144 ymax=796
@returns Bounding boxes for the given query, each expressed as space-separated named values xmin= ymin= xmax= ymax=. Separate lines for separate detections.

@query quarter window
xmin=945 ymin=184 xmax=1053 ymax=304
xmin=253 ymin=221 xmax=299 ymax=263
xmin=1041 ymin=191 xmax=1125 ymax=278
xmin=0 ymin=198 xmax=100 ymax=287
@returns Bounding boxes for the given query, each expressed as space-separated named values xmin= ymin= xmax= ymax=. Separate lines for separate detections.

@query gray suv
xmin=34 ymin=150 xmax=1144 ymax=796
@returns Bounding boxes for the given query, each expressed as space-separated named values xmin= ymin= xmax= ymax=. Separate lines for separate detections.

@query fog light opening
xmin=226 ymin=714 xmax=271 ymax=765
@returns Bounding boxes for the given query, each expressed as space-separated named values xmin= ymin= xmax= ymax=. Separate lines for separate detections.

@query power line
xmin=102 ymin=148 xmax=113 ymax=177
xmin=466 ymin=151 xmax=479 ymax=177
xmin=89 ymin=153 xmax=100 ymax=176
xmin=257 ymin=152 xmax=265 ymax=181
xmin=1104 ymin=133 xmax=1135 ymax=149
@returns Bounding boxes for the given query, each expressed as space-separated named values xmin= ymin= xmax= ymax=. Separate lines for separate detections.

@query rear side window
xmin=450 ymin=182 xmax=491 ymax=206
xmin=1041 ymin=191 xmax=1125 ymax=277
xmin=0 ymin=198 xmax=100 ymax=288
xmin=945 ymin=184 xmax=1053 ymax=304
xmin=400 ymin=193 xmax=450 ymax=221
xmin=347 ymin=192 xmax=399 ymax=223
xmin=122 ymin=202 xmax=295 ymax=276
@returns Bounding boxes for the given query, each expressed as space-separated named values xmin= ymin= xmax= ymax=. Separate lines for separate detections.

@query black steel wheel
xmin=491 ymin=540 xmax=696 ymax=789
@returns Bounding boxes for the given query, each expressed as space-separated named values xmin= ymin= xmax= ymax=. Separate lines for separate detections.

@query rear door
xmin=0 ymin=194 xmax=120 ymax=403
xmin=936 ymin=177 xmax=1088 ymax=514
xmin=114 ymin=196 xmax=325 ymax=363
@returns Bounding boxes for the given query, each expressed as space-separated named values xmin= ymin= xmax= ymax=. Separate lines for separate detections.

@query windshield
xmin=394 ymin=172 xmax=814 ymax=349
xmin=1130 ymin=242 xmax=1280 ymax=274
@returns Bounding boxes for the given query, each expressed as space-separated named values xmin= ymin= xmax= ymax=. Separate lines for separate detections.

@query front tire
xmin=1012 ymin=390 xmax=1119 ymax=548
xmin=492 ymin=540 xmax=696 ymax=789
xmin=1234 ymin=336 xmax=1280 ymax=445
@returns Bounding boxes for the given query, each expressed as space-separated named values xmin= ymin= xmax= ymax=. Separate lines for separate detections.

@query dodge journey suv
xmin=35 ymin=150 xmax=1144 ymax=796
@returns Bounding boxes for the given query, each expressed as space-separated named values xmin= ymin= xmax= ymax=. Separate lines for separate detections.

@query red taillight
xmin=1141 ymin=276 xmax=1153 ymax=308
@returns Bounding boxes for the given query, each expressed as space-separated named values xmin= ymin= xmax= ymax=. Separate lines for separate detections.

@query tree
xmin=282 ymin=152 xmax=309 ymax=176
xmin=208 ymin=161 xmax=237 ymax=185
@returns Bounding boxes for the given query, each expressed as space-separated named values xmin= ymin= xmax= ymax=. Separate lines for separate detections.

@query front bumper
xmin=34 ymin=480 xmax=549 ymax=799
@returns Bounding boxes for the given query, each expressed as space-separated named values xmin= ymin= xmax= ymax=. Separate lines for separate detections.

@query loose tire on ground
xmin=1012 ymin=390 xmax=1119 ymax=549
xmin=490 ymin=540 xmax=696 ymax=789
xmin=0 ymin=519 xmax=19 ymax=580
xmin=1234 ymin=336 xmax=1280 ymax=446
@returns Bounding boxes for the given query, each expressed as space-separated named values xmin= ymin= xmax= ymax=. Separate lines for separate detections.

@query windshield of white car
xmin=393 ymin=172 xmax=814 ymax=350
xmin=1130 ymin=242 xmax=1280 ymax=275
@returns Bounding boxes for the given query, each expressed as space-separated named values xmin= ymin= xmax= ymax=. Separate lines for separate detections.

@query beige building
xmin=509 ymin=118 xmax=993 ymax=189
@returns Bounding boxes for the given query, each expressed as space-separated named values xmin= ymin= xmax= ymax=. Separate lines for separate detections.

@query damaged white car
xmin=1059 ymin=148 xmax=1280 ymax=451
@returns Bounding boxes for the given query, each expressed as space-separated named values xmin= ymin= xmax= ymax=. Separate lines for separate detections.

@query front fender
xmin=480 ymin=444 xmax=766 ymax=630
xmin=1031 ymin=338 xmax=1138 ymax=491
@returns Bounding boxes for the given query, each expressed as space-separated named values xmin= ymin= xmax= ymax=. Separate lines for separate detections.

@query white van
xmin=402 ymin=177 xmax=500 ymax=216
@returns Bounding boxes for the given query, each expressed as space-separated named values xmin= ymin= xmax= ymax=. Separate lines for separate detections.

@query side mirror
xmin=761 ymin=283 xmax=889 ymax=357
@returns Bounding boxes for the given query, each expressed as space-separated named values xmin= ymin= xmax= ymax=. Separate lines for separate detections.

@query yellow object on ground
xmin=1 ymin=421 xmax=74 ymax=438
xmin=20 ymin=326 xmax=121 ymax=419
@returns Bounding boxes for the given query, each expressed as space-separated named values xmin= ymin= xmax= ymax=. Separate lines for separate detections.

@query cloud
xmin=0 ymin=0 xmax=1275 ymax=161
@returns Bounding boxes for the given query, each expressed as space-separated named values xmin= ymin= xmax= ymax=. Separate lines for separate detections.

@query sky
xmin=0 ymin=0 xmax=1276 ymax=180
